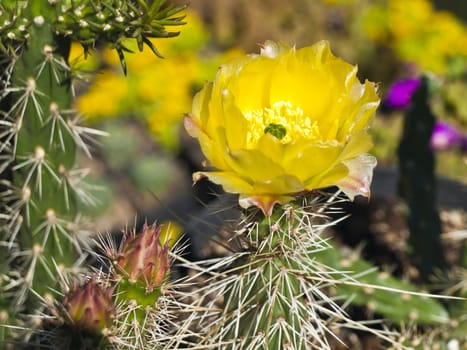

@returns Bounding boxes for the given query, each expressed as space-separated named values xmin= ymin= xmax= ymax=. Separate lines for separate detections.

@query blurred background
xmin=70 ymin=0 xmax=466 ymax=263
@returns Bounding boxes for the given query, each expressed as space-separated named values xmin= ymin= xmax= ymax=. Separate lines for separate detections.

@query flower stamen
xmin=244 ymin=101 xmax=321 ymax=147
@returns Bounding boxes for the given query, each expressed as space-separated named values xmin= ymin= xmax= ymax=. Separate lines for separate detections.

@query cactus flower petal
xmin=187 ymin=40 xmax=380 ymax=215
xmin=336 ymin=153 xmax=377 ymax=200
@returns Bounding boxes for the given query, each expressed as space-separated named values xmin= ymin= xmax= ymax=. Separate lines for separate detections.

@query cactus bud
xmin=116 ymin=223 xmax=170 ymax=294
xmin=63 ymin=277 xmax=115 ymax=334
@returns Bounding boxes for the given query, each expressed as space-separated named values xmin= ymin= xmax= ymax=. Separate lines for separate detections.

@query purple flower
xmin=383 ymin=78 xmax=421 ymax=110
xmin=430 ymin=121 xmax=464 ymax=151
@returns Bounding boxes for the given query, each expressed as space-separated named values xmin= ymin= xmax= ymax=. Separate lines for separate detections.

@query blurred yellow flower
xmin=76 ymin=69 xmax=128 ymax=118
xmin=186 ymin=41 xmax=380 ymax=215
xmin=68 ymin=41 xmax=100 ymax=72
xmin=361 ymin=6 xmax=389 ymax=42
xmin=362 ymin=0 xmax=467 ymax=73
xmin=388 ymin=0 xmax=432 ymax=38
xmin=159 ymin=220 xmax=183 ymax=247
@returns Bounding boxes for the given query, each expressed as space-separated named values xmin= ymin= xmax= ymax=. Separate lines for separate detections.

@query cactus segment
xmin=186 ymin=194 xmax=446 ymax=349
xmin=397 ymin=76 xmax=446 ymax=279
xmin=7 ymin=6 xmax=80 ymax=308
xmin=52 ymin=0 xmax=187 ymax=74
xmin=1 ymin=1 xmax=186 ymax=345
xmin=313 ymin=242 xmax=449 ymax=325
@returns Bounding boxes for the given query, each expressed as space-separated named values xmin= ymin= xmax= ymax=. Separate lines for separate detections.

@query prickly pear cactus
xmin=186 ymin=193 xmax=449 ymax=349
xmin=0 ymin=0 xmax=185 ymax=346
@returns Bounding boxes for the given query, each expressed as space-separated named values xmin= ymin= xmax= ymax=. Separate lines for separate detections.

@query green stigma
xmin=264 ymin=123 xmax=287 ymax=140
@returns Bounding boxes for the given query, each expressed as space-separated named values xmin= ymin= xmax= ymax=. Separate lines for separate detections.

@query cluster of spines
xmin=0 ymin=1 xmax=188 ymax=346
xmin=53 ymin=0 xmax=187 ymax=74
xmin=0 ymin=2 xmax=30 ymax=56
xmin=181 ymin=192 xmax=452 ymax=349
xmin=0 ymin=5 xmax=100 ymax=346
xmin=48 ymin=223 xmax=195 ymax=349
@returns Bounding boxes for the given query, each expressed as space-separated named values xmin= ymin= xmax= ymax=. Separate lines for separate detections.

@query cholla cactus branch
xmin=0 ymin=0 xmax=187 ymax=346
xmin=183 ymin=195 xmax=406 ymax=349
xmin=82 ymin=225 xmax=197 ymax=349
xmin=52 ymin=0 xmax=187 ymax=74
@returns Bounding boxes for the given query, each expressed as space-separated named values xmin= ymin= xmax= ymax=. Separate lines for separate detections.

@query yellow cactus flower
xmin=159 ymin=220 xmax=183 ymax=247
xmin=186 ymin=41 xmax=380 ymax=215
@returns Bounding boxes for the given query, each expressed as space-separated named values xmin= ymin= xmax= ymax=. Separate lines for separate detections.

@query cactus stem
xmin=7 ymin=215 xmax=23 ymax=248
xmin=61 ymin=167 xmax=101 ymax=208
xmin=33 ymin=211 xmax=84 ymax=255
xmin=183 ymin=194 xmax=451 ymax=349
xmin=17 ymin=244 xmax=45 ymax=305
xmin=7 ymin=76 xmax=45 ymax=122
xmin=0 ymin=182 xmax=32 ymax=245
xmin=47 ymin=102 xmax=67 ymax=150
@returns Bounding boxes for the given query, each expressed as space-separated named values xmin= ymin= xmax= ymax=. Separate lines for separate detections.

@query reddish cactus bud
xmin=116 ymin=223 xmax=170 ymax=293
xmin=64 ymin=277 xmax=115 ymax=334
